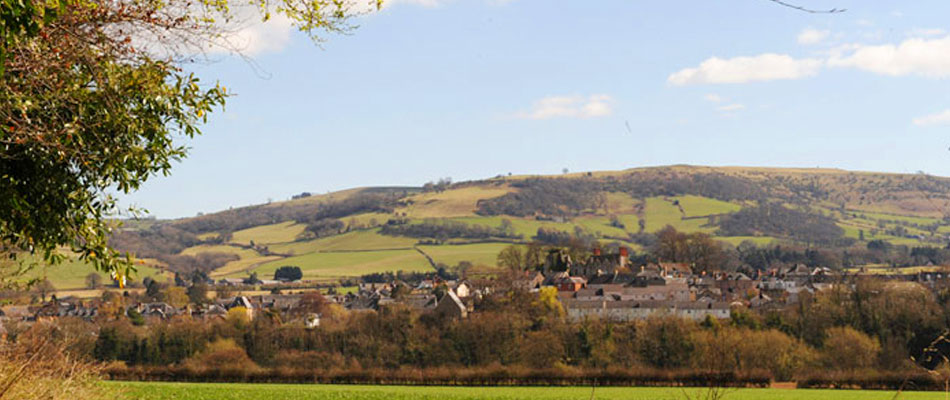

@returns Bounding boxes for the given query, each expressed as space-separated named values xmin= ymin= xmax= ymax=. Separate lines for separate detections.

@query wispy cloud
xmin=828 ymin=35 xmax=950 ymax=78
xmin=703 ymin=94 xmax=744 ymax=113
xmin=515 ymin=94 xmax=613 ymax=120
xmin=798 ymin=28 xmax=830 ymax=45
xmin=913 ymin=109 xmax=950 ymax=126
xmin=668 ymin=54 xmax=822 ymax=86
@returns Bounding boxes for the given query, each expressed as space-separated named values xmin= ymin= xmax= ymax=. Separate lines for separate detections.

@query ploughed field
xmin=109 ymin=382 xmax=944 ymax=400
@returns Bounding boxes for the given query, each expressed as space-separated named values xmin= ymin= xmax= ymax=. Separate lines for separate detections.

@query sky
xmin=120 ymin=0 xmax=950 ymax=218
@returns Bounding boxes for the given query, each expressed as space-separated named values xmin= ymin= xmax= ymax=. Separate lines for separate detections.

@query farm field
xmin=270 ymin=229 xmax=418 ymax=255
xmin=418 ymin=242 xmax=511 ymax=267
xmin=643 ymin=197 xmax=716 ymax=234
xmin=231 ymin=221 xmax=307 ymax=246
xmin=245 ymin=248 xmax=432 ymax=281
xmin=675 ymin=195 xmax=742 ymax=217
xmin=397 ymin=186 xmax=511 ymax=218
xmin=108 ymin=382 xmax=945 ymax=400
xmin=21 ymin=255 xmax=170 ymax=290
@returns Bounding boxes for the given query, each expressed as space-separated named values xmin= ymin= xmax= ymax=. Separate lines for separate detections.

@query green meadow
xmin=249 ymin=248 xmax=432 ymax=281
xmin=109 ymin=382 xmax=945 ymax=400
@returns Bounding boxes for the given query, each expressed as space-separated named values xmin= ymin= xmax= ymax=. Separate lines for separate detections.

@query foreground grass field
xmin=109 ymin=382 xmax=945 ymax=400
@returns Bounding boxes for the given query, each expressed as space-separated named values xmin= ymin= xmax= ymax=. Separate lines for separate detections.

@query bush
xmin=0 ymin=327 xmax=107 ymax=399
xmin=183 ymin=339 xmax=259 ymax=373
xmin=273 ymin=266 xmax=303 ymax=281
xmin=820 ymin=327 xmax=881 ymax=371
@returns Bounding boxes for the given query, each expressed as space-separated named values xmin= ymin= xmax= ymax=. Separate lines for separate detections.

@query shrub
xmin=821 ymin=326 xmax=881 ymax=371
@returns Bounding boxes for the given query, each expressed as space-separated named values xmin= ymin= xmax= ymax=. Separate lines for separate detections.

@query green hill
xmin=41 ymin=165 xmax=950 ymax=288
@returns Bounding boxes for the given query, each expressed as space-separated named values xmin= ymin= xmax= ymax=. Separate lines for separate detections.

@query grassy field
xmin=246 ymin=248 xmax=433 ymax=281
xmin=452 ymin=216 xmax=577 ymax=240
xmin=643 ymin=197 xmax=715 ymax=234
xmin=675 ymin=195 xmax=742 ymax=217
xmin=270 ymin=229 xmax=418 ymax=255
xmin=417 ymin=243 xmax=511 ymax=267
xmin=397 ymin=186 xmax=511 ymax=218
xmin=108 ymin=382 xmax=945 ymax=400
xmin=20 ymin=255 xmax=170 ymax=290
xmin=231 ymin=221 xmax=307 ymax=246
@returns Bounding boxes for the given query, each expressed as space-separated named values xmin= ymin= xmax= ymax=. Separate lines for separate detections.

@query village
xmin=2 ymin=246 xmax=946 ymax=336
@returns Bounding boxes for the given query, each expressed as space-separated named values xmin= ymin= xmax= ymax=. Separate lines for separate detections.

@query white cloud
xmin=717 ymin=103 xmax=745 ymax=112
xmin=702 ymin=94 xmax=744 ymax=113
xmin=668 ymin=53 xmax=822 ymax=86
xmin=798 ymin=28 xmax=830 ymax=45
xmin=515 ymin=94 xmax=613 ymax=120
xmin=913 ymin=109 xmax=950 ymax=126
xmin=828 ymin=35 xmax=950 ymax=77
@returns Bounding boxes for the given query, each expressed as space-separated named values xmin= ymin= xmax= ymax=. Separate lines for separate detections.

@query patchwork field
xmin=66 ymin=167 xmax=950 ymax=286
xmin=108 ymin=382 xmax=945 ymax=400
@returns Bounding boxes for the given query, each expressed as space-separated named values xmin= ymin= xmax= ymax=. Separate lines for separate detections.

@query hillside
xmin=37 ymin=165 xmax=950 ymax=289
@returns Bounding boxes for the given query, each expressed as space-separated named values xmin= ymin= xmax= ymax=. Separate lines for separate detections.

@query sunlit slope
xmin=91 ymin=166 xmax=950 ymax=283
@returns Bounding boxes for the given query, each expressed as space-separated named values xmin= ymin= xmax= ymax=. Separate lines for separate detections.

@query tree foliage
xmin=0 ymin=0 xmax=378 ymax=285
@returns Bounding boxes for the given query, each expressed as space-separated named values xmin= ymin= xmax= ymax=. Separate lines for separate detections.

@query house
xmin=217 ymin=296 xmax=255 ymax=319
xmin=587 ymin=272 xmax=636 ymax=289
xmin=254 ymin=294 xmax=303 ymax=313
xmin=359 ymin=282 xmax=393 ymax=293
xmin=749 ymin=292 xmax=774 ymax=308
xmin=514 ymin=271 xmax=545 ymax=291
xmin=659 ymin=263 xmax=693 ymax=278
xmin=454 ymin=281 xmax=474 ymax=298
xmin=399 ymin=293 xmax=438 ymax=312
xmin=556 ymin=276 xmax=586 ymax=292
xmin=620 ymin=282 xmax=691 ymax=302
xmin=783 ymin=264 xmax=812 ymax=281
xmin=136 ymin=302 xmax=179 ymax=320
xmin=194 ymin=304 xmax=228 ymax=320
xmin=434 ymin=290 xmax=467 ymax=319
xmin=784 ymin=286 xmax=814 ymax=304
xmin=571 ymin=248 xmax=629 ymax=277
xmin=715 ymin=272 xmax=755 ymax=298
xmin=34 ymin=301 xmax=98 ymax=321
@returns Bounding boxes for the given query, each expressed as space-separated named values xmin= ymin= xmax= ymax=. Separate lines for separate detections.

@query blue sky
xmin=121 ymin=0 xmax=950 ymax=218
